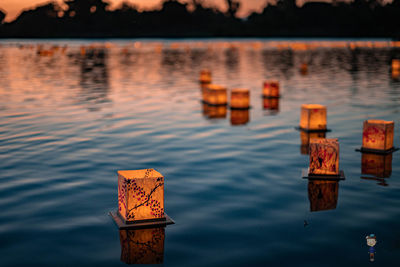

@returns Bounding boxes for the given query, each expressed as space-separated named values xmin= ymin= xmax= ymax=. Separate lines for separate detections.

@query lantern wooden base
xmin=302 ymin=169 xmax=345 ymax=180
xmin=295 ymin=126 xmax=331 ymax=133
xmin=229 ymin=105 xmax=252 ymax=110
xmin=262 ymin=95 xmax=281 ymax=99
xmin=110 ymin=211 xmax=174 ymax=230
xmin=355 ymin=147 xmax=399 ymax=155
xmin=200 ymin=100 xmax=227 ymax=107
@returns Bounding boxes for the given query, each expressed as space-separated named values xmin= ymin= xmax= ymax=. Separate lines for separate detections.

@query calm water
xmin=0 ymin=39 xmax=400 ymax=266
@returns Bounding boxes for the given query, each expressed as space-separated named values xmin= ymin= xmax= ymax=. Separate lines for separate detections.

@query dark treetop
xmin=0 ymin=0 xmax=399 ymax=38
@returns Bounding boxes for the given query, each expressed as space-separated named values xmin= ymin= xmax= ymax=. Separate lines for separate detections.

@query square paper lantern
xmin=362 ymin=120 xmax=394 ymax=151
xmin=300 ymin=104 xmax=327 ymax=131
xmin=119 ymin=227 xmax=165 ymax=264
xmin=199 ymin=69 xmax=212 ymax=84
xmin=309 ymin=138 xmax=339 ymax=176
xmin=263 ymin=80 xmax=280 ymax=98
xmin=230 ymin=88 xmax=250 ymax=109
xmin=392 ymin=59 xmax=400 ymax=71
xmin=308 ymin=180 xmax=338 ymax=212
xmin=300 ymin=131 xmax=325 ymax=155
xmin=118 ymin=169 xmax=164 ymax=223
xmin=231 ymin=109 xmax=249 ymax=125
xmin=362 ymin=153 xmax=392 ymax=178
xmin=206 ymin=84 xmax=227 ymax=106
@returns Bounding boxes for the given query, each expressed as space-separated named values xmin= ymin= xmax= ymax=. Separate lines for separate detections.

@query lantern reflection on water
xmin=362 ymin=120 xmax=394 ymax=152
xmin=119 ymin=227 xmax=165 ymax=264
xmin=308 ymin=180 xmax=339 ymax=212
xmin=118 ymin=169 xmax=165 ymax=223
xmin=230 ymin=88 xmax=250 ymax=109
xmin=300 ymin=131 xmax=326 ymax=155
xmin=202 ymin=103 xmax=227 ymax=119
xmin=262 ymin=80 xmax=280 ymax=98
xmin=300 ymin=104 xmax=327 ymax=131
xmin=231 ymin=109 xmax=249 ymax=125
xmin=362 ymin=153 xmax=392 ymax=178
xmin=263 ymin=98 xmax=279 ymax=112
xmin=199 ymin=69 xmax=212 ymax=84
xmin=309 ymin=138 xmax=339 ymax=176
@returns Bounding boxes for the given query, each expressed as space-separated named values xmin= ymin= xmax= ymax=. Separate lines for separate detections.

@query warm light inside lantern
xmin=300 ymin=63 xmax=308 ymax=75
xmin=119 ymin=227 xmax=165 ymax=264
xmin=231 ymin=109 xmax=249 ymax=125
xmin=362 ymin=120 xmax=394 ymax=151
xmin=309 ymin=138 xmax=339 ymax=176
xmin=230 ymin=88 xmax=250 ymax=109
xmin=263 ymin=80 xmax=280 ymax=98
xmin=300 ymin=131 xmax=326 ymax=155
xmin=308 ymin=180 xmax=338 ymax=212
xmin=206 ymin=84 xmax=227 ymax=106
xmin=300 ymin=104 xmax=327 ymax=130
xmin=199 ymin=69 xmax=212 ymax=84
xmin=118 ymin=169 xmax=164 ymax=223
xmin=362 ymin=153 xmax=392 ymax=178
xmin=392 ymin=59 xmax=400 ymax=70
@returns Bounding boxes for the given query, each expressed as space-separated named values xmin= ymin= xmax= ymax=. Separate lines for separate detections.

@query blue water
xmin=0 ymin=40 xmax=400 ymax=266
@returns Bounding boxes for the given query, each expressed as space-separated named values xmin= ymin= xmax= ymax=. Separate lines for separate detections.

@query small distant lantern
xmin=199 ymin=69 xmax=212 ymax=84
xmin=263 ymin=98 xmax=279 ymax=112
xmin=362 ymin=120 xmax=394 ymax=152
xmin=300 ymin=63 xmax=308 ymax=75
xmin=80 ymin=46 xmax=86 ymax=56
xmin=392 ymin=59 xmax=400 ymax=71
xmin=231 ymin=109 xmax=249 ymax=125
xmin=110 ymin=169 xmax=174 ymax=229
xmin=206 ymin=84 xmax=227 ymax=106
xmin=263 ymin=80 xmax=280 ymax=98
xmin=300 ymin=131 xmax=325 ymax=155
xmin=300 ymin=104 xmax=327 ymax=131
xmin=392 ymin=69 xmax=400 ymax=80
xmin=309 ymin=138 xmax=339 ymax=176
xmin=230 ymin=88 xmax=250 ymax=109
xmin=362 ymin=153 xmax=392 ymax=178
xmin=308 ymin=180 xmax=339 ymax=212
xmin=119 ymin=227 xmax=165 ymax=264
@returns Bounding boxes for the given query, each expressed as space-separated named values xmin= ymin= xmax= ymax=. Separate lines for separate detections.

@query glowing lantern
xmin=309 ymin=138 xmax=339 ymax=176
xmin=80 ymin=46 xmax=86 ymax=56
xmin=362 ymin=153 xmax=392 ymax=178
xmin=362 ymin=120 xmax=394 ymax=152
xmin=308 ymin=180 xmax=338 ymax=212
xmin=230 ymin=88 xmax=250 ymax=109
xmin=119 ymin=227 xmax=165 ymax=264
xmin=199 ymin=69 xmax=212 ymax=84
xmin=300 ymin=63 xmax=308 ymax=75
xmin=263 ymin=81 xmax=280 ymax=98
xmin=118 ymin=169 xmax=164 ymax=223
xmin=206 ymin=84 xmax=227 ymax=106
xmin=231 ymin=109 xmax=249 ymax=125
xmin=392 ymin=59 xmax=400 ymax=71
xmin=300 ymin=104 xmax=327 ymax=131
xmin=300 ymin=131 xmax=325 ymax=155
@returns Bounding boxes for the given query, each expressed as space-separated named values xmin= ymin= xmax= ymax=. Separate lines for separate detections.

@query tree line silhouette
xmin=0 ymin=0 xmax=399 ymax=38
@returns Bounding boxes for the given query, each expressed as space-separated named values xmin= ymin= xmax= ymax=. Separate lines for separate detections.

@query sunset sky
xmin=0 ymin=0 xmax=274 ymax=21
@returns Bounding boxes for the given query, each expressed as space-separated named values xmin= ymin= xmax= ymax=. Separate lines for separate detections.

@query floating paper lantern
xmin=231 ymin=109 xmax=249 ymax=125
xmin=362 ymin=120 xmax=394 ymax=152
xmin=308 ymin=180 xmax=338 ymax=212
xmin=309 ymin=138 xmax=339 ymax=176
xmin=230 ymin=88 xmax=250 ymax=109
xmin=263 ymin=98 xmax=279 ymax=112
xmin=263 ymin=81 xmax=280 ymax=98
xmin=300 ymin=104 xmax=327 ymax=131
xmin=199 ymin=69 xmax=212 ymax=84
xmin=362 ymin=153 xmax=392 ymax=178
xmin=119 ymin=227 xmax=165 ymax=264
xmin=392 ymin=59 xmax=400 ymax=70
xmin=206 ymin=84 xmax=227 ymax=106
xmin=118 ymin=169 xmax=164 ymax=223
xmin=300 ymin=131 xmax=326 ymax=155
xmin=300 ymin=63 xmax=308 ymax=75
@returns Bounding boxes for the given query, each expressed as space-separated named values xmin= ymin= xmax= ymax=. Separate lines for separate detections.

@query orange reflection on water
xmin=308 ymin=180 xmax=339 ymax=212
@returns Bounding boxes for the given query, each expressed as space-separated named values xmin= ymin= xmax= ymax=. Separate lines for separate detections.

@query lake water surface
xmin=0 ymin=39 xmax=400 ymax=266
